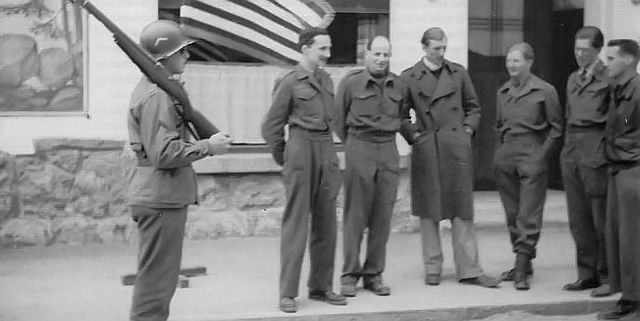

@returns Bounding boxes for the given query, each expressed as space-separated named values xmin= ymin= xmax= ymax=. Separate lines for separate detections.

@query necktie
xmin=580 ymin=70 xmax=588 ymax=82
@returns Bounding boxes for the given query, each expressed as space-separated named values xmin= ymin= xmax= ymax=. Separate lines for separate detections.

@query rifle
xmin=69 ymin=0 xmax=219 ymax=140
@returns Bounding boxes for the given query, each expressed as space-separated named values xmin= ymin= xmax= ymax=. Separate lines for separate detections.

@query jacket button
xmin=452 ymin=127 xmax=458 ymax=132
xmin=452 ymin=107 xmax=459 ymax=111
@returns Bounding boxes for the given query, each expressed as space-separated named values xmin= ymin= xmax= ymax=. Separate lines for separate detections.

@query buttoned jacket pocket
xmin=351 ymin=91 xmax=377 ymax=116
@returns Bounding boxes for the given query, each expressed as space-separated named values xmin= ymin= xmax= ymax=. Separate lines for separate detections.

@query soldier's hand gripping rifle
xmin=69 ymin=0 xmax=219 ymax=140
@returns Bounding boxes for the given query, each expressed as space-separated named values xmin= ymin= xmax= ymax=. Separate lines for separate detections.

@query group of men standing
xmin=559 ymin=27 xmax=640 ymax=320
xmin=261 ymin=26 xmax=501 ymax=314
xmin=124 ymin=18 xmax=640 ymax=321
xmin=261 ymin=25 xmax=640 ymax=320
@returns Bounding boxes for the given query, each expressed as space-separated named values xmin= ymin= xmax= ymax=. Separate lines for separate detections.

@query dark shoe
xmin=514 ymin=277 xmax=530 ymax=290
xmin=514 ymin=253 xmax=531 ymax=291
xmin=597 ymin=300 xmax=638 ymax=320
xmin=364 ymin=279 xmax=391 ymax=296
xmin=459 ymin=275 xmax=501 ymax=288
xmin=563 ymin=278 xmax=600 ymax=291
xmin=425 ymin=274 xmax=441 ymax=286
xmin=279 ymin=297 xmax=296 ymax=313
xmin=592 ymin=284 xmax=614 ymax=298
xmin=500 ymin=264 xmax=534 ymax=281
xmin=309 ymin=290 xmax=347 ymax=306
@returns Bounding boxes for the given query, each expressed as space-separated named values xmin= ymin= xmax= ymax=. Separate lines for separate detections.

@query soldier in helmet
xmin=128 ymin=20 xmax=232 ymax=321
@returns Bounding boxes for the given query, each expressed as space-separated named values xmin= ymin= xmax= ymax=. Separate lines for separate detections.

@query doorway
xmin=468 ymin=0 xmax=584 ymax=190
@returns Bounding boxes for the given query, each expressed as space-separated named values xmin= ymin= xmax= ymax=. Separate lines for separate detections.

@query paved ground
xmin=0 ymin=191 xmax=622 ymax=321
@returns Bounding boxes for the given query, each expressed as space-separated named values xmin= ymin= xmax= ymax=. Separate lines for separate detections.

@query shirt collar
xmin=422 ymin=57 xmax=443 ymax=71
xmin=578 ymin=60 xmax=598 ymax=78
xmin=363 ymin=68 xmax=395 ymax=88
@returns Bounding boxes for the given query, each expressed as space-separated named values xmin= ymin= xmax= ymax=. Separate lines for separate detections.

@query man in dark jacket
xmin=400 ymin=27 xmax=499 ymax=288
xmin=127 ymin=20 xmax=232 ymax=321
xmin=561 ymin=26 xmax=611 ymax=297
xmin=597 ymin=39 xmax=640 ymax=320
xmin=261 ymin=27 xmax=346 ymax=313
xmin=335 ymin=36 xmax=409 ymax=297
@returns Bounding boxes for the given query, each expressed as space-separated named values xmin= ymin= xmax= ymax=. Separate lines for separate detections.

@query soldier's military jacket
xmin=334 ymin=68 xmax=410 ymax=143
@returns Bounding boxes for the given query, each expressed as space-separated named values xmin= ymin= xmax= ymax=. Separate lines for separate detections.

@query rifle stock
xmin=70 ymin=0 xmax=219 ymax=140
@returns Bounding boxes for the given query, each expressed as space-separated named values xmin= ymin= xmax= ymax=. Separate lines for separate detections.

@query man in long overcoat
xmin=399 ymin=27 xmax=498 ymax=288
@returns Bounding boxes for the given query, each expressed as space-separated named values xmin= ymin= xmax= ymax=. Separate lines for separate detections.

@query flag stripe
xmin=251 ymin=0 xmax=305 ymax=30
xmin=181 ymin=0 xmax=334 ymax=65
xmin=274 ymin=0 xmax=323 ymax=27
xmin=181 ymin=6 xmax=299 ymax=60
xmin=182 ymin=17 xmax=299 ymax=65
xmin=230 ymin=0 xmax=301 ymax=33
xmin=188 ymin=0 xmax=298 ymax=49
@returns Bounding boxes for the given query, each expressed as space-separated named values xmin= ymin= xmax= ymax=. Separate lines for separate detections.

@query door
xmin=468 ymin=0 xmax=583 ymax=189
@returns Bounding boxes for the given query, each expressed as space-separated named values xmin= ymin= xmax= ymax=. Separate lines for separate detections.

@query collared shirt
xmin=578 ymin=60 xmax=597 ymax=81
xmin=261 ymin=64 xmax=335 ymax=154
xmin=605 ymin=72 xmax=640 ymax=166
xmin=422 ymin=57 xmax=443 ymax=71
xmin=496 ymin=73 xmax=563 ymax=152
xmin=334 ymin=68 xmax=409 ymax=142
xmin=566 ymin=60 xmax=610 ymax=128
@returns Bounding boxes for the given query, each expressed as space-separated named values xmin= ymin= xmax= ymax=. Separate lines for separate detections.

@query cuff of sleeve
xmin=194 ymin=139 xmax=213 ymax=155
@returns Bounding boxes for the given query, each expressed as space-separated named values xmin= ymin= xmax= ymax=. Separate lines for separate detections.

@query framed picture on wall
xmin=0 ymin=1 xmax=86 ymax=116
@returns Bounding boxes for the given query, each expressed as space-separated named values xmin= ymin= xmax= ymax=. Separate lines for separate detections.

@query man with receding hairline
xmin=597 ymin=38 xmax=640 ymax=320
xmin=335 ymin=36 xmax=410 ymax=297
xmin=262 ymin=27 xmax=347 ymax=313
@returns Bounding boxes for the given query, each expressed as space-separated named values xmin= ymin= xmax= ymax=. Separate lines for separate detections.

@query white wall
xmin=585 ymin=0 xmax=640 ymax=45
xmin=389 ymin=0 xmax=469 ymax=73
xmin=1 ymin=0 xmax=470 ymax=155
xmin=0 ymin=0 xmax=156 ymax=154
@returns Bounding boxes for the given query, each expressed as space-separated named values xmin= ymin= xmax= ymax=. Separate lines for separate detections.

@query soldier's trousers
xmin=341 ymin=137 xmax=398 ymax=283
xmin=130 ymin=206 xmax=187 ymax=321
xmin=420 ymin=217 xmax=484 ymax=280
xmin=606 ymin=164 xmax=640 ymax=301
xmin=561 ymin=157 xmax=607 ymax=281
xmin=494 ymin=133 xmax=547 ymax=258
xmin=279 ymin=128 xmax=341 ymax=298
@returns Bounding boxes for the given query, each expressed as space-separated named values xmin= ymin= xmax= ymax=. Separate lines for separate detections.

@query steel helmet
xmin=140 ymin=20 xmax=194 ymax=61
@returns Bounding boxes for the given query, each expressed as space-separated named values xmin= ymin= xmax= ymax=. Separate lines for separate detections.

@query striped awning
xmin=180 ymin=0 xmax=335 ymax=66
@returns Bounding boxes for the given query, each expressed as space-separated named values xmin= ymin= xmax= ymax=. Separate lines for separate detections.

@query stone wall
xmin=0 ymin=139 xmax=415 ymax=247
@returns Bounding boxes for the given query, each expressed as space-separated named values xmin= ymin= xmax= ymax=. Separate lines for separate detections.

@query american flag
xmin=180 ymin=0 xmax=335 ymax=66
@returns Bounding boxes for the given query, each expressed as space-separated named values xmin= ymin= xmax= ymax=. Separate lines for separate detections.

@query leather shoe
xmin=592 ymin=284 xmax=614 ymax=298
xmin=309 ymin=290 xmax=347 ymax=305
xmin=513 ymin=253 xmax=531 ymax=291
xmin=500 ymin=266 xmax=534 ymax=281
xmin=514 ymin=277 xmax=530 ymax=291
xmin=364 ymin=279 xmax=391 ymax=296
xmin=340 ymin=276 xmax=358 ymax=297
xmin=563 ymin=278 xmax=600 ymax=291
xmin=279 ymin=297 xmax=296 ymax=313
xmin=459 ymin=275 xmax=501 ymax=288
xmin=597 ymin=300 xmax=638 ymax=320
xmin=340 ymin=283 xmax=357 ymax=297
xmin=425 ymin=274 xmax=441 ymax=286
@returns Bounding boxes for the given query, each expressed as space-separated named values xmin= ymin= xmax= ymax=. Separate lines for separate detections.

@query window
xmin=0 ymin=2 xmax=85 ymax=115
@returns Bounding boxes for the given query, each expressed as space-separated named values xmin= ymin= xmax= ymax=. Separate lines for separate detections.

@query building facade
xmin=0 ymin=0 xmax=639 ymax=246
